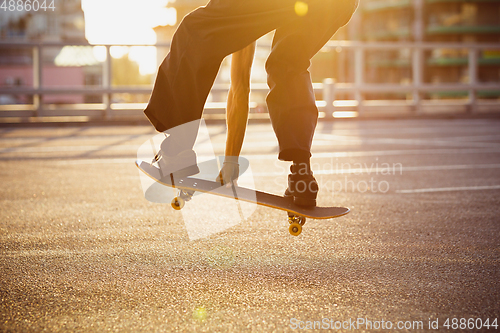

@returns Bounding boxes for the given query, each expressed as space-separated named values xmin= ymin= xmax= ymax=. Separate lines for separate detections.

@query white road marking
xmin=2 ymin=145 xmax=499 ymax=159
xmin=55 ymin=158 xmax=134 ymax=165
xmin=0 ymin=145 xmax=140 ymax=154
xmin=397 ymin=185 xmax=500 ymax=194
xmin=248 ymin=148 xmax=500 ymax=159
xmin=312 ymin=134 xmax=500 ymax=148
xmin=252 ymin=164 xmax=500 ymax=176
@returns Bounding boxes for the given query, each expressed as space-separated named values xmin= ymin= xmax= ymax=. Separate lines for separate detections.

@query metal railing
xmin=321 ymin=40 xmax=500 ymax=116
xmin=0 ymin=40 xmax=499 ymax=122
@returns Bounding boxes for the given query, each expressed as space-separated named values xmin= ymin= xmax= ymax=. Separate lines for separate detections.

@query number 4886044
xmin=1 ymin=0 xmax=56 ymax=12
xmin=443 ymin=318 xmax=498 ymax=330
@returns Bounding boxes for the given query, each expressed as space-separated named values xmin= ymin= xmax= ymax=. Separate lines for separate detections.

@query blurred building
xmin=355 ymin=0 xmax=500 ymax=100
xmin=0 ymin=0 xmax=101 ymax=104
xmin=0 ymin=0 xmax=86 ymax=42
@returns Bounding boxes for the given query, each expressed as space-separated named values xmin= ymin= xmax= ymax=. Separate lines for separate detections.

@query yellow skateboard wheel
xmin=171 ymin=197 xmax=185 ymax=210
xmin=289 ymin=222 xmax=302 ymax=236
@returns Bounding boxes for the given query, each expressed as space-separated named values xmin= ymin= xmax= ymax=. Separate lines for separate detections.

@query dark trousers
xmin=144 ymin=0 xmax=358 ymax=161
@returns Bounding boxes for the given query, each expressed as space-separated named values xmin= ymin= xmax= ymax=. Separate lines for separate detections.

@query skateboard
xmin=136 ymin=160 xmax=349 ymax=236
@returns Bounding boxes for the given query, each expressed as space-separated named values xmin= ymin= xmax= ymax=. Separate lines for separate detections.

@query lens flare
xmin=295 ymin=1 xmax=308 ymax=16
xmin=193 ymin=306 xmax=207 ymax=321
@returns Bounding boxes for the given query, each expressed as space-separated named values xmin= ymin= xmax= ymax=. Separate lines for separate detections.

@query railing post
xmin=33 ymin=45 xmax=42 ymax=118
xmin=412 ymin=44 xmax=423 ymax=114
xmin=103 ymin=45 xmax=112 ymax=119
xmin=354 ymin=47 xmax=364 ymax=115
xmin=468 ymin=48 xmax=478 ymax=113
xmin=323 ymin=78 xmax=335 ymax=118
xmin=413 ymin=0 xmax=424 ymax=42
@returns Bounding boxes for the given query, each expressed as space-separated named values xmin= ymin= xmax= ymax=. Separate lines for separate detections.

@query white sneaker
xmin=154 ymin=147 xmax=199 ymax=180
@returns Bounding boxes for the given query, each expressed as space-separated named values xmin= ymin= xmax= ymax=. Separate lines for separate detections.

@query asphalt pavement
xmin=1 ymin=118 xmax=499 ymax=332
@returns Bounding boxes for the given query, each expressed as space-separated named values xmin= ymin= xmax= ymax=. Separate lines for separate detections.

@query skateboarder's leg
xmin=266 ymin=0 xmax=359 ymax=161
xmin=265 ymin=0 xmax=358 ymax=205
xmin=144 ymin=0 xmax=298 ymax=174
xmin=144 ymin=0 xmax=305 ymax=133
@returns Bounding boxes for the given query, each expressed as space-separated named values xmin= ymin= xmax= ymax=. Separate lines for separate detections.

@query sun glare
xmin=82 ymin=0 xmax=176 ymax=75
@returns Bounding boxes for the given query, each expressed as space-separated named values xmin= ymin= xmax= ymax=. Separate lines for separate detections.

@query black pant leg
xmin=266 ymin=0 xmax=359 ymax=161
xmin=144 ymin=0 xmax=297 ymax=132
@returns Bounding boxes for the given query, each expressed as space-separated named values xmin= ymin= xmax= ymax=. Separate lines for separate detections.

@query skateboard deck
xmin=136 ymin=160 xmax=349 ymax=235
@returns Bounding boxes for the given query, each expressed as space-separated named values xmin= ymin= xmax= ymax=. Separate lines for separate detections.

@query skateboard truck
xmin=171 ymin=189 xmax=195 ymax=210
xmin=288 ymin=213 xmax=306 ymax=236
